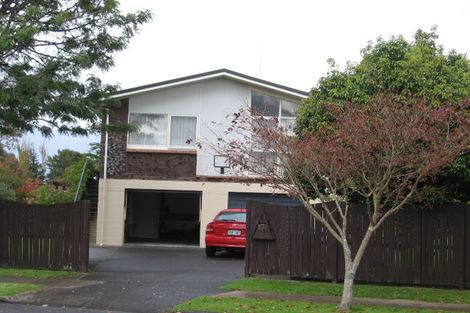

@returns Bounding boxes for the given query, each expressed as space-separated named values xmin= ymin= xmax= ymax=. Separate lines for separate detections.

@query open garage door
xmin=125 ymin=190 xmax=201 ymax=245
xmin=228 ymin=192 xmax=301 ymax=208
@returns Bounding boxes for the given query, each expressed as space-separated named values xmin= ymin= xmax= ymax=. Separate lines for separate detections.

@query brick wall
xmin=99 ymin=99 xmax=197 ymax=181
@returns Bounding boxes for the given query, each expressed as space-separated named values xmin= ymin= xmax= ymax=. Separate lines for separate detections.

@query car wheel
xmin=205 ymin=246 xmax=216 ymax=257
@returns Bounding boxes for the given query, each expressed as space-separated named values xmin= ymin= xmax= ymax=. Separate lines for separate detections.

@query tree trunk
xmin=338 ymin=227 xmax=374 ymax=312
xmin=338 ymin=244 xmax=355 ymax=312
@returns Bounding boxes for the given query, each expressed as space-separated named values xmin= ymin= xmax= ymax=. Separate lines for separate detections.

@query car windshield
xmin=216 ymin=212 xmax=246 ymax=222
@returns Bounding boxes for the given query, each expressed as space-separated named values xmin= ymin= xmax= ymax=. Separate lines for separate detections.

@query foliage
xmin=17 ymin=178 xmax=41 ymax=203
xmin=16 ymin=140 xmax=31 ymax=180
xmin=223 ymin=278 xmax=470 ymax=304
xmin=0 ymin=155 xmax=21 ymax=200
xmin=0 ymin=0 xmax=152 ymax=137
xmin=296 ymin=28 xmax=470 ymax=134
xmin=0 ymin=144 xmax=95 ymax=203
xmin=215 ymin=96 xmax=470 ymax=311
xmin=9 ymin=140 xmax=45 ymax=201
xmin=32 ymin=184 xmax=74 ymax=205
xmin=16 ymin=140 xmax=46 ymax=182
xmin=296 ymin=29 xmax=470 ymax=204
xmin=63 ymin=157 xmax=96 ymax=199
xmin=46 ymin=149 xmax=83 ymax=179
xmin=0 ymin=182 xmax=16 ymax=200
xmin=33 ymin=155 xmax=96 ymax=204
xmin=28 ymin=147 xmax=46 ymax=181
xmin=433 ymin=153 xmax=470 ymax=203
xmin=86 ymin=142 xmax=101 ymax=167
xmin=0 ymin=135 xmax=18 ymax=154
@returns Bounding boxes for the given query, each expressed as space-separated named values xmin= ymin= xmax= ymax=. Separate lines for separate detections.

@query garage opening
xmin=125 ymin=190 xmax=201 ymax=245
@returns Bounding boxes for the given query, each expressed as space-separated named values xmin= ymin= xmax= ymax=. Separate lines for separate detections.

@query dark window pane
xmin=281 ymin=100 xmax=299 ymax=117
xmin=251 ymin=92 xmax=280 ymax=117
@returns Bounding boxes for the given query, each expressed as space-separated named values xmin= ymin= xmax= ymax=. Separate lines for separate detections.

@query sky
xmin=24 ymin=0 xmax=470 ymax=156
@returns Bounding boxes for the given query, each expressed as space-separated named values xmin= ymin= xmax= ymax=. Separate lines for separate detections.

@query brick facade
xmin=99 ymin=99 xmax=197 ymax=180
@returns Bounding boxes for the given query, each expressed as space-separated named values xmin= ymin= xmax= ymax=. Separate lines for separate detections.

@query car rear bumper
xmin=205 ymin=235 xmax=246 ymax=248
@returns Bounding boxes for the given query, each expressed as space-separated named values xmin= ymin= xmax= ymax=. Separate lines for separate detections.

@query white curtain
xmin=128 ymin=113 xmax=167 ymax=146
xmin=170 ymin=116 xmax=197 ymax=146
xmin=280 ymin=118 xmax=295 ymax=136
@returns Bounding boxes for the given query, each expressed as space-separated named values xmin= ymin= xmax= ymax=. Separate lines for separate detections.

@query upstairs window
xmin=170 ymin=116 xmax=197 ymax=146
xmin=251 ymin=93 xmax=280 ymax=117
xmin=249 ymin=91 xmax=298 ymax=175
xmin=128 ymin=113 xmax=197 ymax=149
xmin=251 ymin=91 xmax=299 ymax=136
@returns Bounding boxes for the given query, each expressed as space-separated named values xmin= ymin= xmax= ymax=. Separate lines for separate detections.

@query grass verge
xmin=0 ymin=267 xmax=77 ymax=279
xmin=0 ymin=282 xmax=43 ymax=297
xmin=174 ymin=297 xmax=453 ymax=313
xmin=222 ymin=278 xmax=470 ymax=304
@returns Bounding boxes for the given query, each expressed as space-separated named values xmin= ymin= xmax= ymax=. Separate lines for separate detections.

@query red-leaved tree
xmin=215 ymin=95 xmax=470 ymax=311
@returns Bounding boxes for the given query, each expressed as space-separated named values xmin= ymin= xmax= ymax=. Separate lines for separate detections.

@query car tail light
xmin=206 ymin=223 xmax=214 ymax=233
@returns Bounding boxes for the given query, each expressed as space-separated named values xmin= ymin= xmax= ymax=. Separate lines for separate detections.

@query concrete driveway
xmin=4 ymin=245 xmax=244 ymax=313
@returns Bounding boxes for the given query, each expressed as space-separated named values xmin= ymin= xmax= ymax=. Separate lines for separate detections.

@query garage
xmin=228 ymin=192 xmax=301 ymax=208
xmin=125 ymin=190 xmax=201 ymax=244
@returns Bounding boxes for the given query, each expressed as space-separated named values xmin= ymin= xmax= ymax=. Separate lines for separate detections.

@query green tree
xmin=34 ymin=156 xmax=96 ymax=204
xmin=0 ymin=0 xmax=152 ymax=137
xmin=46 ymin=149 xmax=83 ymax=179
xmin=296 ymin=28 xmax=470 ymax=203
xmin=296 ymin=28 xmax=470 ymax=133
xmin=217 ymin=96 xmax=470 ymax=312
xmin=0 ymin=153 xmax=21 ymax=201
xmin=86 ymin=142 xmax=101 ymax=166
xmin=0 ymin=182 xmax=16 ymax=200
xmin=29 ymin=147 xmax=46 ymax=181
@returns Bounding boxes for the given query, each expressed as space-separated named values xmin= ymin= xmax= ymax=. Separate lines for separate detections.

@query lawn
xmin=0 ymin=267 xmax=77 ymax=279
xmin=222 ymin=278 xmax=470 ymax=304
xmin=0 ymin=282 xmax=43 ymax=297
xmin=174 ymin=297 xmax=453 ymax=313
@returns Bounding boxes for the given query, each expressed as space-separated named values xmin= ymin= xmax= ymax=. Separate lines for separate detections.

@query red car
xmin=205 ymin=208 xmax=247 ymax=257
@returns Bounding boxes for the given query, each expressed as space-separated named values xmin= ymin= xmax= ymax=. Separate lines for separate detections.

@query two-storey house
xmin=96 ymin=69 xmax=308 ymax=246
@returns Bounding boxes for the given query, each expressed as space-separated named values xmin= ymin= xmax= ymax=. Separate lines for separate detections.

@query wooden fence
xmin=245 ymin=201 xmax=470 ymax=288
xmin=0 ymin=200 xmax=90 ymax=271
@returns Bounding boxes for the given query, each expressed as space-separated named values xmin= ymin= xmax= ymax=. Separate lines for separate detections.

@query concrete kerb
xmin=214 ymin=290 xmax=470 ymax=312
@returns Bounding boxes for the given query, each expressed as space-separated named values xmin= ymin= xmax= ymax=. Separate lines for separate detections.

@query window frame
xmin=127 ymin=112 xmax=199 ymax=151
xmin=249 ymin=89 xmax=299 ymax=175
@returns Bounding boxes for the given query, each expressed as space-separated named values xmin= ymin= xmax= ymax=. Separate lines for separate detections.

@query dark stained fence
xmin=245 ymin=201 xmax=470 ymax=288
xmin=0 ymin=200 xmax=89 ymax=272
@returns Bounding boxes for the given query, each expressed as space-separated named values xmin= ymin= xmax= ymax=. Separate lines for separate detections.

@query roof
xmin=111 ymin=68 xmax=309 ymax=99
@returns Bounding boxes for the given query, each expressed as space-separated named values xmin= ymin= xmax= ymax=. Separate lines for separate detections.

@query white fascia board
xmin=223 ymin=73 xmax=308 ymax=99
xmin=111 ymin=73 xmax=308 ymax=100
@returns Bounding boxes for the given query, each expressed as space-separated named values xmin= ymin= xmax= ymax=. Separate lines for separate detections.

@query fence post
xmin=79 ymin=200 xmax=90 ymax=272
xmin=244 ymin=201 xmax=252 ymax=277
xmin=465 ymin=204 xmax=470 ymax=288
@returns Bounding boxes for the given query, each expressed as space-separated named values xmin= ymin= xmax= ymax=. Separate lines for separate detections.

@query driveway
xmin=3 ymin=245 xmax=244 ymax=313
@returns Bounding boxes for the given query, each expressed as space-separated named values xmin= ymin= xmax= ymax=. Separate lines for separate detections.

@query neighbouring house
xmin=96 ymin=69 xmax=308 ymax=247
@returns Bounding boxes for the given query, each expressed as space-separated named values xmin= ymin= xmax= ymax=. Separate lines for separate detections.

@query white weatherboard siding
xmin=128 ymin=78 xmax=249 ymax=177
xmin=127 ymin=77 xmax=303 ymax=177
xmin=96 ymin=178 xmax=275 ymax=247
